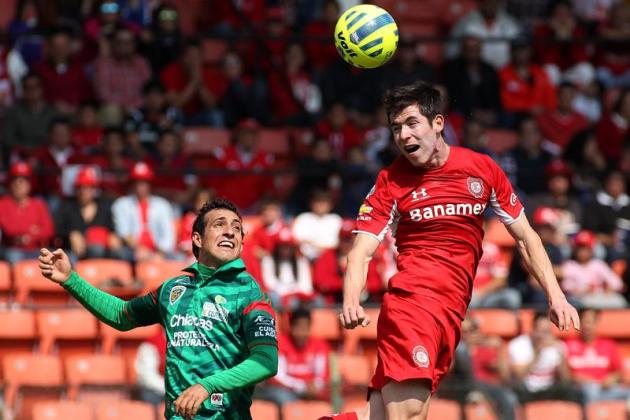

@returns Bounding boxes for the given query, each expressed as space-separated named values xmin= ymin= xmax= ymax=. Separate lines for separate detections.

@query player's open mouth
xmin=218 ymin=241 xmax=235 ymax=249
xmin=404 ymin=144 xmax=420 ymax=154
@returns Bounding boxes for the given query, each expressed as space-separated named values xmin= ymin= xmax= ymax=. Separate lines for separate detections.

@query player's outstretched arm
xmin=39 ymin=248 xmax=145 ymax=331
xmin=341 ymin=232 xmax=380 ymax=329
xmin=505 ymin=216 xmax=580 ymax=332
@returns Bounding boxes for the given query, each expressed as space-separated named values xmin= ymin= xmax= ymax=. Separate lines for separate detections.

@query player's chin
xmin=404 ymin=153 xmax=426 ymax=167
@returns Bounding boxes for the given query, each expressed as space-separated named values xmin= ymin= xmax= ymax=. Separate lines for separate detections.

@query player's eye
xmin=232 ymin=224 xmax=242 ymax=233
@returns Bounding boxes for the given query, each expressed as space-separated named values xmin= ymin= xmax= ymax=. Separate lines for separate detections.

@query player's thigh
xmin=381 ymin=379 xmax=432 ymax=420
xmin=359 ymin=390 xmax=386 ymax=420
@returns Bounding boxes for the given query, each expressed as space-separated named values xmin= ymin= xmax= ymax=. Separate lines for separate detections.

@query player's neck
xmin=424 ymin=138 xmax=450 ymax=169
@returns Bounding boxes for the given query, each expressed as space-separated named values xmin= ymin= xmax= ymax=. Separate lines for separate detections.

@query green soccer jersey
xmin=63 ymin=258 xmax=277 ymax=419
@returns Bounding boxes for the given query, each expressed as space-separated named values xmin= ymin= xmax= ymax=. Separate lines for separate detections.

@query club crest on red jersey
xmin=412 ymin=345 xmax=430 ymax=368
xmin=467 ymin=177 xmax=484 ymax=198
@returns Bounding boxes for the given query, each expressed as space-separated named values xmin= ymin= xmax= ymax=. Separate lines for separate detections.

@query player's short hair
xmin=383 ymin=81 xmax=442 ymax=125
xmin=191 ymin=197 xmax=243 ymax=258
xmin=289 ymin=306 xmax=311 ymax=325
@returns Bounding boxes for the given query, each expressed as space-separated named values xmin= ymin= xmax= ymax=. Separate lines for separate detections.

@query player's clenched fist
xmin=174 ymin=383 xmax=210 ymax=419
xmin=39 ymin=248 xmax=72 ymax=284
xmin=340 ymin=303 xmax=371 ymax=329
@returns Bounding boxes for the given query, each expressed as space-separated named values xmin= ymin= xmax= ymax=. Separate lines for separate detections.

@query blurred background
xmin=0 ymin=0 xmax=629 ymax=419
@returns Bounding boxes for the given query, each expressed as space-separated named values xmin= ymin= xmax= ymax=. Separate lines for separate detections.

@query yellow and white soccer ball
xmin=334 ymin=4 xmax=399 ymax=69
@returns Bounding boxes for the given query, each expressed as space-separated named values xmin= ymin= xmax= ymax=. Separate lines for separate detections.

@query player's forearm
xmin=199 ymin=344 xmax=278 ymax=394
xmin=517 ymin=230 xmax=566 ymax=303
xmin=62 ymin=272 xmax=137 ymax=331
xmin=343 ymin=252 xmax=370 ymax=305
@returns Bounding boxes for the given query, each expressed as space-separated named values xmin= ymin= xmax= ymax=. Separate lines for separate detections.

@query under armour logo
xmin=411 ymin=188 xmax=429 ymax=201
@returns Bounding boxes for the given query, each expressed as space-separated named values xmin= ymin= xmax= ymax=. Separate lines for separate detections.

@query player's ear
xmin=432 ymin=114 xmax=444 ymax=132
xmin=192 ymin=231 xmax=203 ymax=249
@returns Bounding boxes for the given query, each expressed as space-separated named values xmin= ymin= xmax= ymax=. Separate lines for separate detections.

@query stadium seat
xmin=13 ymin=259 xmax=69 ymax=305
xmin=202 ymin=39 xmax=229 ymax=64
xmin=182 ymin=127 xmax=230 ymax=155
xmin=136 ymin=260 xmax=186 ymax=293
xmin=342 ymin=308 xmax=379 ymax=354
xmin=524 ymin=401 xmax=582 ymax=420
xmin=465 ymin=401 xmax=498 ymax=420
xmin=336 ymin=354 xmax=372 ymax=389
xmin=311 ymin=308 xmax=342 ymax=341
xmin=94 ymin=400 xmax=155 ymax=420
xmin=485 ymin=129 xmax=519 ymax=155
xmin=439 ymin=0 xmax=478 ymax=28
xmin=469 ymin=309 xmax=519 ymax=338
xmin=342 ymin=396 xmax=368 ymax=414
xmin=65 ymin=354 xmax=127 ymax=400
xmin=3 ymin=354 xmax=64 ymax=415
xmin=597 ymin=310 xmax=630 ymax=339
xmin=36 ymin=309 xmax=99 ymax=357
xmin=427 ymin=399 xmax=461 ymax=420
xmin=484 ymin=218 xmax=516 ymax=248
xmin=586 ymin=401 xmax=628 ymax=420
xmin=0 ymin=260 xmax=11 ymax=303
xmin=158 ymin=401 xmax=165 ymax=419
xmin=32 ymin=400 xmax=94 ymax=420
xmin=75 ymin=259 xmax=134 ymax=287
xmin=258 ymin=129 xmax=291 ymax=157
xmin=281 ymin=401 xmax=333 ymax=419
xmin=0 ymin=309 xmax=37 ymax=357
xmin=390 ymin=0 xmax=440 ymax=22
xmin=251 ymin=400 xmax=280 ymax=420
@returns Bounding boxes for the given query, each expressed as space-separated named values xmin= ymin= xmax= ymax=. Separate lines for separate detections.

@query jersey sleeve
xmin=241 ymin=287 xmax=277 ymax=349
xmin=354 ymin=169 xmax=398 ymax=241
xmin=485 ymin=156 xmax=524 ymax=225
xmin=125 ymin=286 xmax=162 ymax=326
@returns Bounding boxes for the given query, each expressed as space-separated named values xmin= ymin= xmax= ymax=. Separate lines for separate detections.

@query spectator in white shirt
xmin=292 ymin=189 xmax=342 ymax=260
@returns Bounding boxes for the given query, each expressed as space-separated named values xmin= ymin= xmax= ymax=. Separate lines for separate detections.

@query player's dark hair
xmin=383 ymin=81 xmax=442 ymax=125
xmin=289 ymin=306 xmax=311 ymax=325
xmin=191 ymin=197 xmax=243 ymax=259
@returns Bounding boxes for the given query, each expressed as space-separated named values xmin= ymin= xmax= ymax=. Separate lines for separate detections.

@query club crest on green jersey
xmin=169 ymin=285 xmax=186 ymax=305
xmin=214 ymin=295 xmax=227 ymax=304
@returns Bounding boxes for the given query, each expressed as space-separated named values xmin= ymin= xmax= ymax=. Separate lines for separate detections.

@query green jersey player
xmin=38 ymin=197 xmax=278 ymax=419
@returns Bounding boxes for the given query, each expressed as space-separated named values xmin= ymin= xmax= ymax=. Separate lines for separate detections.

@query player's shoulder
xmin=451 ymin=146 xmax=495 ymax=167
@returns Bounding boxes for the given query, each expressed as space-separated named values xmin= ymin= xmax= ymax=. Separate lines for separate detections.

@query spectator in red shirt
xmin=210 ymin=119 xmax=274 ymax=211
xmin=313 ymin=219 xmax=385 ymax=304
xmin=315 ymin=103 xmax=363 ymax=160
xmin=249 ymin=198 xmax=288 ymax=259
xmin=499 ymin=39 xmax=557 ymax=122
xmin=470 ymin=239 xmax=521 ymax=309
xmin=88 ymin=127 xmax=133 ymax=198
xmin=595 ymin=3 xmax=630 ymax=88
xmin=35 ymin=117 xmax=78 ymax=196
xmin=536 ymin=82 xmax=590 ymax=154
xmin=34 ymin=27 xmax=93 ymax=115
xmin=94 ymin=27 xmax=151 ymax=117
xmin=260 ymin=307 xmax=330 ymax=405
xmin=148 ymin=130 xmax=194 ymax=206
xmin=71 ymin=101 xmax=103 ymax=154
xmin=596 ymin=89 xmax=629 ymax=161
xmin=533 ymin=0 xmax=593 ymax=86
xmin=565 ymin=308 xmax=630 ymax=403
xmin=160 ymin=38 xmax=225 ymax=127
xmin=0 ymin=162 xmax=54 ymax=263
xmin=303 ymin=0 xmax=340 ymax=71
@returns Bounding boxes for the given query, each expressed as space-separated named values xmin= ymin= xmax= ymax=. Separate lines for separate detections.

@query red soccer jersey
xmin=565 ymin=337 xmax=622 ymax=383
xmin=355 ymin=147 xmax=524 ymax=317
xmin=272 ymin=333 xmax=330 ymax=394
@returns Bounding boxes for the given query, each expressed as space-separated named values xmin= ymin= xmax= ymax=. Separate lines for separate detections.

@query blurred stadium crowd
xmin=1 ymin=0 xmax=630 ymax=419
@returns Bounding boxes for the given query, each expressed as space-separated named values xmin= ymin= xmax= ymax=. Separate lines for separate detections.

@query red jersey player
xmin=322 ymin=82 xmax=580 ymax=420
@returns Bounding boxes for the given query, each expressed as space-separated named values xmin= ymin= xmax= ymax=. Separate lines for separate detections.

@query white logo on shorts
xmin=412 ymin=345 xmax=430 ymax=368
xmin=510 ymin=193 xmax=517 ymax=206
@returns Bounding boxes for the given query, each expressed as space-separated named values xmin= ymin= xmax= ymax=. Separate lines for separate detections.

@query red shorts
xmin=369 ymin=290 xmax=463 ymax=394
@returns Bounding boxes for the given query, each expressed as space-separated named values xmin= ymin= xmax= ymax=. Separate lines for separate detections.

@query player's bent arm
xmin=343 ymin=232 xmax=381 ymax=305
xmin=62 ymin=271 xmax=147 ymax=331
xmin=198 ymin=344 xmax=278 ymax=393
xmin=504 ymin=214 xmax=566 ymax=304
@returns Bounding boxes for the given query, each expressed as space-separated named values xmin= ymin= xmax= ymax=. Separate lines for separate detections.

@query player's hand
xmin=548 ymin=296 xmax=580 ymax=332
xmin=38 ymin=248 xmax=72 ymax=284
xmin=174 ymin=383 xmax=210 ymax=419
xmin=340 ymin=302 xmax=370 ymax=329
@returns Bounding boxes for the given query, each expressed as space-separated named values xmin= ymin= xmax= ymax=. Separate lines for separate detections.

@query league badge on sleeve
xmin=467 ymin=177 xmax=484 ymax=199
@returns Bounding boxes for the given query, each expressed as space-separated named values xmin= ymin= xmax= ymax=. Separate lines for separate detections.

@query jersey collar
xmin=183 ymin=258 xmax=247 ymax=283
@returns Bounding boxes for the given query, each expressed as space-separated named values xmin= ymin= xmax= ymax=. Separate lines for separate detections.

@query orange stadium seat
xmin=136 ymin=260 xmax=187 ymax=293
xmin=484 ymin=218 xmax=516 ymax=248
xmin=439 ymin=0 xmax=477 ymax=27
xmin=65 ymin=354 xmax=127 ymax=400
xmin=586 ymin=401 xmax=628 ymax=420
xmin=342 ymin=396 xmax=368 ymax=414
xmin=485 ymin=129 xmax=519 ymax=155
xmin=469 ymin=309 xmax=519 ymax=338
xmin=281 ymin=401 xmax=333 ymax=419
xmin=465 ymin=401 xmax=498 ymax=420
xmin=342 ymin=308 xmax=379 ymax=355
xmin=36 ymin=309 xmax=99 ymax=357
xmin=182 ymin=127 xmax=231 ymax=155
xmin=524 ymin=401 xmax=582 ymax=420
xmin=311 ymin=308 xmax=342 ymax=341
xmin=0 ymin=309 xmax=37 ymax=357
xmin=251 ymin=400 xmax=280 ymax=420
xmin=0 ymin=260 xmax=11 ymax=303
xmin=596 ymin=310 xmax=630 ymax=339
xmin=158 ymin=401 xmax=165 ymax=419
xmin=75 ymin=259 xmax=134 ymax=287
xmin=428 ymin=399 xmax=462 ymax=420
xmin=336 ymin=354 xmax=372 ymax=390
xmin=94 ymin=400 xmax=155 ymax=420
xmin=258 ymin=129 xmax=291 ymax=157
xmin=33 ymin=400 xmax=94 ymax=420
xmin=13 ymin=259 xmax=69 ymax=305
xmin=3 ymin=354 xmax=64 ymax=416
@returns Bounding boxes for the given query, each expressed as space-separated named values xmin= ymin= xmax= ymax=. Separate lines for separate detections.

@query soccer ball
xmin=334 ymin=4 xmax=399 ymax=69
